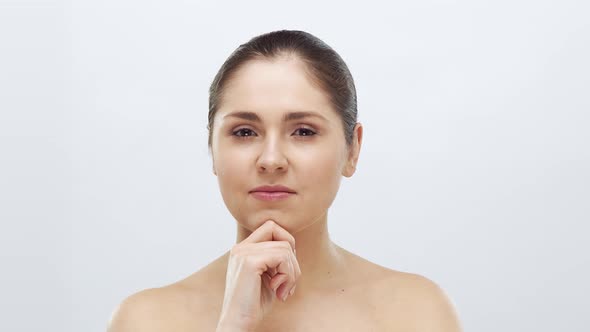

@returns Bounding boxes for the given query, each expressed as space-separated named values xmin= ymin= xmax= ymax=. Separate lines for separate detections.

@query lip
xmin=250 ymin=191 xmax=294 ymax=201
xmin=250 ymin=185 xmax=296 ymax=193
xmin=249 ymin=185 xmax=296 ymax=202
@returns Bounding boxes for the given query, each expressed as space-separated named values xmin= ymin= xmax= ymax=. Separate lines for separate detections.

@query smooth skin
xmin=107 ymin=55 xmax=462 ymax=331
xmin=216 ymin=220 xmax=301 ymax=331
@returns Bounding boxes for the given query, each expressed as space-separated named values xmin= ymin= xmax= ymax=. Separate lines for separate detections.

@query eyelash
xmin=231 ymin=127 xmax=317 ymax=139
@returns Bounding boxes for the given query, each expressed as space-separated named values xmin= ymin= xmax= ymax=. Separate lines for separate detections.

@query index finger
xmin=241 ymin=220 xmax=296 ymax=252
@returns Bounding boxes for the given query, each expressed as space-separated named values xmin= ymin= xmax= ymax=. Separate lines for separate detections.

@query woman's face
xmin=210 ymin=57 xmax=361 ymax=233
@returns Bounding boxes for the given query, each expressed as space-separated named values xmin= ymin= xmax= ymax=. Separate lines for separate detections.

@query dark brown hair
xmin=207 ymin=29 xmax=358 ymax=147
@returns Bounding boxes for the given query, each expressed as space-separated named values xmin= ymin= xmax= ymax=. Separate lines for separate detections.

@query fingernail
xmin=289 ymin=287 xmax=295 ymax=296
xmin=282 ymin=293 xmax=288 ymax=302
xmin=294 ymin=249 xmax=297 ymax=256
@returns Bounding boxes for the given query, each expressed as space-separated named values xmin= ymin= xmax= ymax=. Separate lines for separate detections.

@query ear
xmin=210 ymin=149 xmax=217 ymax=176
xmin=342 ymin=123 xmax=363 ymax=178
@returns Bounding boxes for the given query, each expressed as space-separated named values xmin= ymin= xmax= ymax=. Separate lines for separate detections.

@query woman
xmin=108 ymin=30 xmax=462 ymax=332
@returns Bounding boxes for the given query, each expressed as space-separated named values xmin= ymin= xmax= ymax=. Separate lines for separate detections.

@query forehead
xmin=217 ymin=58 xmax=337 ymax=121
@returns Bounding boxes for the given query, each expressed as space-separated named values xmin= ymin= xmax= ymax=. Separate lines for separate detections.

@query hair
xmin=207 ymin=30 xmax=358 ymax=148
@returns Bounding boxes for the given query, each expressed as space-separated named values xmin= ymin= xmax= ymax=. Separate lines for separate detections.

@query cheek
xmin=215 ymin=148 xmax=251 ymax=193
xmin=298 ymin=146 xmax=343 ymax=197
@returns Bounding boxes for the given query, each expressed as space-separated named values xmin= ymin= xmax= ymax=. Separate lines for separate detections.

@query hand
xmin=216 ymin=220 xmax=301 ymax=332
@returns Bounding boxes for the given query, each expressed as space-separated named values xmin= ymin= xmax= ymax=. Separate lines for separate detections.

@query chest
xmin=253 ymin=297 xmax=391 ymax=332
xmin=255 ymin=314 xmax=389 ymax=332
xmin=168 ymin=291 xmax=419 ymax=332
xmin=168 ymin=274 xmax=418 ymax=331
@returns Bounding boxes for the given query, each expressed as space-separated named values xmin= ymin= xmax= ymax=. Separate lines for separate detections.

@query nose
xmin=256 ymin=136 xmax=288 ymax=173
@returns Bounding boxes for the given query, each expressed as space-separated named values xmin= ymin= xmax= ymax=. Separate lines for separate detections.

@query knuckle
xmin=242 ymin=254 xmax=254 ymax=264
xmin=282 ymin=250 xmax=291 ymax=260
xmin=230 ymin=243 xmax=243 ymax=254
xmin=294 ymin=263 xmax=301 ymax=275
xmin=230 ymin=244 xmax=250 ymax=258
xmin=242 ymin=254 xmax=260 ymax=269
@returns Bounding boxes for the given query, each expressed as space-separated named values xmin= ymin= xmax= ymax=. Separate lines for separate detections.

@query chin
xmin=242 ymin=212 xmax=323 ymax=234
xmin=233 ymin=211 xmax=294 ymax=232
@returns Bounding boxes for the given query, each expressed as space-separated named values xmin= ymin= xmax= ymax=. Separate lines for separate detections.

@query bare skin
xmin=107 ymin=55 xmax=462 ymax=331
xmin=107 ymin=218 xmax=462 ymax=332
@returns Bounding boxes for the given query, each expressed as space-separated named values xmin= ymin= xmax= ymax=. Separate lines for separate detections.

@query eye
xmin=293 ymin=127 xmax=316 ymax=137
xmin=232 ymin=128 xmax=257 ymax=138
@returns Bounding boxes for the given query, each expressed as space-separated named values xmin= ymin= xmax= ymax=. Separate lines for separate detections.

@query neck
xmin=230 ymin=213 xmax=347 ymax=298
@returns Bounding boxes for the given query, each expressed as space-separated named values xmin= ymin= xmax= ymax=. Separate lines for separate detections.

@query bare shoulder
xmin=107 ymin=287 xmax=170 ymax=332
xmin=381 ymin=269 xmax=463 ymax=332
xmin=337 ymin=248 xmax=462 ymax=331
xmin=107 ymin=258 xmax=227 ymax=332
xmin=107 ymin=284 xmax=216 ymax=332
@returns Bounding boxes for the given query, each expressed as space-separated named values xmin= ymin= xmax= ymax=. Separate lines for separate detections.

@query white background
xmin=1 ymin=0 xmax=589 ymax=331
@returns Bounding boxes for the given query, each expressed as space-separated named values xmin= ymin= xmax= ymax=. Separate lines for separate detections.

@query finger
xmin=255 ymin=247 xmax=295 ymax=280
xmin=271 ymin=269 xmax=295 ymax=301
xmin=269 ymin=273 xmax=288 ymax=293
xmin=238 ymin=241 xmax=295 ymax=260
xmin=267 ymin=266 xmax=277 ymax=277
xmin=288 ymin=250 xmax=300 ymax=293
xmin=276 ymin=279 xmax=291 ymax=301
xmin=293 ymin=251 xmax=301 ymax=277
xmin=241 ymin=220 xmax=296 ymax=253
xmin=282 ymin=249 xmax=300 ymax=298
xmin=253 ymin=247 xmax=295 ymax=297
xmin=261 ymin=272 xmax=272 ymax=291
xmin=275 ymin=251 xmax=297 ymax=300
xmin=290 ymin=248 xmax=301 ymax=281
xmin=239 ymin=245 xmax=295 ymax=277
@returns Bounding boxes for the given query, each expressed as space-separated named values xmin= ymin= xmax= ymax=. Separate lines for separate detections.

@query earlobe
xmin=342 ymin=164 xmax=356 ymax=178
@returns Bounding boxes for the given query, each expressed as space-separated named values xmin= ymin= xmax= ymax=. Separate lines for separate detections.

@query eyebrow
xmin=223 ymin=110 xmax=328 ymax=123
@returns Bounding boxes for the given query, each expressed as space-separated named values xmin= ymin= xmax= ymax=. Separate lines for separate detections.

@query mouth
xmin=250 ymin=185 xmax=296 ymax=193
xmin=249 ymin=185 xmax=296 ymax=201
xmin=250 ymin=191 xmax=295 ymax=201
